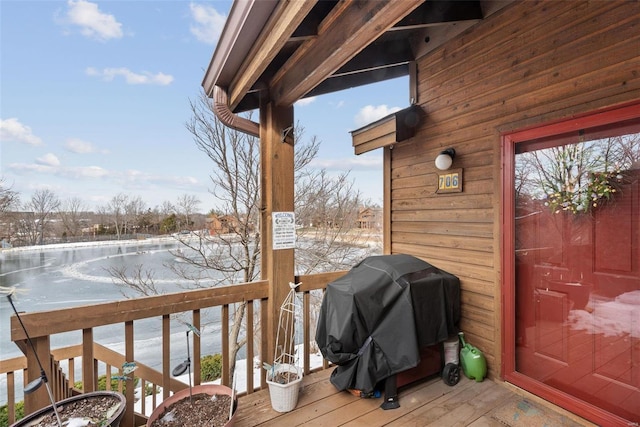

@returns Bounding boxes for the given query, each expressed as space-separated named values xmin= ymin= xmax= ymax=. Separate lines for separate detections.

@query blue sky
xmin=1 ymin=0 xmax=410 ymax=213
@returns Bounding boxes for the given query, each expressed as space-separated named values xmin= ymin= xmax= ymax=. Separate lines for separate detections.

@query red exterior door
xmin=503 ymin=104 xmax=640 ymax=426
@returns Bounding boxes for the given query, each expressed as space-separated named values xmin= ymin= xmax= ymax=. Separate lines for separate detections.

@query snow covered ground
xmin=566 ymin=290 xmax=640 ymax=338
xmin=0 ymin=235 xmax=180 ymax=253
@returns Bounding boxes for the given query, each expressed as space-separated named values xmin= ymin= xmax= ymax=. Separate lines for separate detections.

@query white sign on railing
xmin=272 ymin=211 xmax=296 ymax=250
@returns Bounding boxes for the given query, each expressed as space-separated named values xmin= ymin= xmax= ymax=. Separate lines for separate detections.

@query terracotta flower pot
xmin=11 ymin=391 xmax=126 ymax=427
xmin=146 ymin=384 xmax=237 ymax=427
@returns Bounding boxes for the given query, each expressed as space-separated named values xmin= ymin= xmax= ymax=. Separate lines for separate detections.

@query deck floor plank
xmin=341 ymin=377 xmax=469 ymax=427
xmin=385 ymin=380 xmax=518 ymax=426
xmin=234 ymin=368 xmax=597 ymax=427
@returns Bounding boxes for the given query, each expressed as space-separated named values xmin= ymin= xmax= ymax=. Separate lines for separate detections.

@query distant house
xmin=357 ymin=207 xmax=382 ymax=230
xmin=207 ymin=214 xmax=251 ymax=235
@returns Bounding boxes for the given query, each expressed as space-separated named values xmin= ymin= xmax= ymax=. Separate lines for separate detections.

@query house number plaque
xmin=437 ymin=169 xmax=463 ymax=193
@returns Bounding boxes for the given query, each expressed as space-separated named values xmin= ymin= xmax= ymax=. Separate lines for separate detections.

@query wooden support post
xmin=23 ymin=336 xmax=52 ymax=413
xmin=82 ymin=328 xmax=94 ymax=392
xmin=260 ymin=100 xmax=295 ymax=365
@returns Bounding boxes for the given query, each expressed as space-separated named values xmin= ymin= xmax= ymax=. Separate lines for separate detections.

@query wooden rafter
xmin=228 ymin=1 xmax=318 ymax=110
xmin=269 ymin=0 xmax=424 ymax=107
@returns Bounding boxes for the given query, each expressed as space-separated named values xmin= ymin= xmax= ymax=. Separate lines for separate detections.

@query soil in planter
xmin=23 ymin=394 xmax=122 ymax=427
xmin=149 ymin=393 xmax=233 ymax=427
xmin=270 ymin=371 xmax=299 ymax=384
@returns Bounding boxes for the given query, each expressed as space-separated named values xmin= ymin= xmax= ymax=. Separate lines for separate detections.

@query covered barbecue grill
xmin=315 ymin=254 xmax=461 ymax=406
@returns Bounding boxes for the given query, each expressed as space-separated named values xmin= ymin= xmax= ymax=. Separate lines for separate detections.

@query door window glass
xmin=514 ymin=117 xmax=640 ymax=423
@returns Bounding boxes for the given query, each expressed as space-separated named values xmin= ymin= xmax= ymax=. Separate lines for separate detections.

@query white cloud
xmin=72 ymin=166 xmax=109 ymax=178
xmin=120 ymin=170 xmax=199 ymax=188
xmin=0 ymin=118 xmax=43 ymax=146
xmin=64 ymin=0 xmax=123 ymax=41
xmin=295 ymin=97 xmax=317 ymax=107
xmin=65 ymin=138 xmax=95 ymax=153
xmin=189 ymin=3 xmax=226 ymax=44
xmin=354 ymin=104 xmax=401 ymax=128
xmin=310 ymin=155 xmax=382 ymax=171
xmin=36 ymin=153 xmax=61 ymax=167
xmin=8 ymin=161 xmax=198 ymax=189
xmin=8 ymin=163 xmax=55 ymax=174
xmin=86 ymin=67 xmax=174 ymax=85
xmin=10 ymin=161 xmax=111 ymax=179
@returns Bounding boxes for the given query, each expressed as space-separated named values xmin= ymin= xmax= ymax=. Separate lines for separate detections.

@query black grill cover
xmin=315 ymin=254 xmax=460 ymax=393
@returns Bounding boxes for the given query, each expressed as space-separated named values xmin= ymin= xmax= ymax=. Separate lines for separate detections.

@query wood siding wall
xmin=390 ymin=0 xmax=640 ymax=377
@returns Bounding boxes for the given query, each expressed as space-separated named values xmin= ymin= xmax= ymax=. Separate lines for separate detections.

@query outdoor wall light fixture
xmin=435 ymin=148 xmax=456 ymax=170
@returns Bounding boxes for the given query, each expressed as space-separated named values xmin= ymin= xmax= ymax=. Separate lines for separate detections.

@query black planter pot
xmin=10 ymin=391 xmax=126 ymax=427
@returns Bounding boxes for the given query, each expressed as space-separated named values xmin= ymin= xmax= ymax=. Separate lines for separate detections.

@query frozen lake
xmin=0 ymin=237 xmax=230 ymax=404
xmin=0 ymin=235 xmax=367 ymax=404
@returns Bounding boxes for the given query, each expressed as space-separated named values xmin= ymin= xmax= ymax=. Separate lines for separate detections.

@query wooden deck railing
xmin=2 ymin=271 xmax=345 ymax=427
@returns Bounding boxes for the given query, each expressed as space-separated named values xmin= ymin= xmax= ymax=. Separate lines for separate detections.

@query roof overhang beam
xmin=269 ymin=0 xmax=425 ymax=107
xmin=202 ymin=0 xmax=277 ymax=97
xmin=227 ymin=0 xmax=319 ymax=110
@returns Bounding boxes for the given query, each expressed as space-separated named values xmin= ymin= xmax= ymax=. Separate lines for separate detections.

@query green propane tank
xmin=458 ymin=332 xmax=487 ymax=382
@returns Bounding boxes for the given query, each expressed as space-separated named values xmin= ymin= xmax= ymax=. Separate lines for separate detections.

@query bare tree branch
xmin=110 ymin=90 xmax=380 ymax=379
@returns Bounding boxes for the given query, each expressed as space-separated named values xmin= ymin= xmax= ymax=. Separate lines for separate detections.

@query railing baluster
xmin=55 ymin=359 xmax=64 ymax=398
xmin=124 ymin=320 xmax=134 ymax=427
xmin=222 ymin=304 xmax=230 ymax=386
xmin=68 ymin=357 xmax=75 ymax=386
xmin=22 ymin=367 xmax=27 ymax=391
xmin=50 ymin=358 xmax=57 ymax=398
xmin=118 ymin=366 xmax=125 ymax=394
xmin=105 ymin=363 xmax=112 ymax=390
xmin=82 ymin=328 xmax=95 ymax=392
xmin=303 ymin=291 xmax=311 ymax=375
xmin=152 ymin=383 xmax=157 ymax=410
xmin=193 ymin=309 xmax=201 ymax=386
xmin=122 ymin=366 xmax=127 ymax=394
xmin=162 ymin=314 xmax=170 ymax=400
xmin=140 ymin=378 xmax=146 ymax=415
xmin=93 ymin=359 xmax=98 ymax=393
xmin=246 ymin=300 xmax=254 ymax=394
xmin=63 ymin=373 xmax=69 ymax=399
xmin=7 ymin=371 xmax=15 ymax=424
xmin=322 ymin=289 xmax=330 ymax=370
xmin=260 ymin=298 xmax=268 ymax=388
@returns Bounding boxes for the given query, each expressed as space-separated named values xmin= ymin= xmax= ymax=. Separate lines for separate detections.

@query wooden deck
xmin=235 ymin=369 xmax=596 ymax=426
